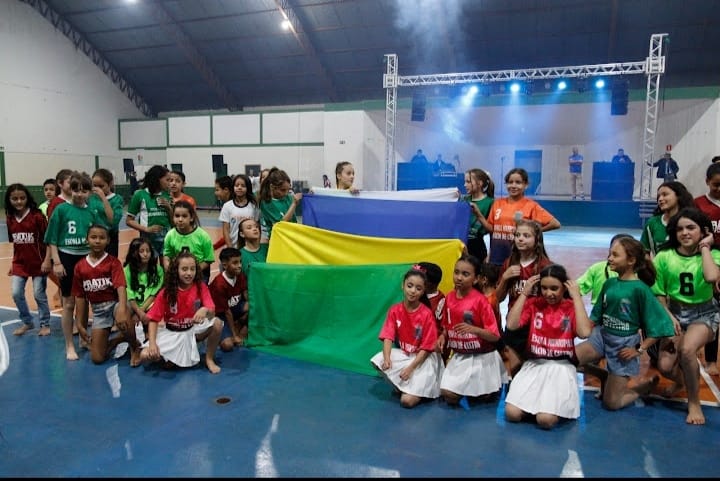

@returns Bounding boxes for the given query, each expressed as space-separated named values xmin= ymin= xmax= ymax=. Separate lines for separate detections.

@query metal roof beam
xmin=276 ymin=0 xmax=339 ymax=102
xmin=146 ymin=1 xmax=242 ymax=111
xmin=20 ymin=0 xmax=155 ymax=117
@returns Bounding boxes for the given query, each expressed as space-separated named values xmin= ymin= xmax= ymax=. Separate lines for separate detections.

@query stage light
xmin=557 ymin=80 xmax=567 ymax=91
xmin=468 ymin=85 xmax=479 ymax=96
xmin=509 ymin=82 xmax=521 ymax=93
xmin=595 ymin=79 xmax=605 ymax=89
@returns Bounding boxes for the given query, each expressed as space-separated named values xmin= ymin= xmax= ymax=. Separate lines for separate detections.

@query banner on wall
xmin=248 ymin=263 xmax=411 ymax=376
xmin=266 ymin=221 xmax=465 ymax=295
xmin=301 ymin=194 xmax=471 ymax=241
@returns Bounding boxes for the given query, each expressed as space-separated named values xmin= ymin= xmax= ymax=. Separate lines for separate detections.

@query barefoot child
xmin=44 ymin=171 xmax=97 ymax=360
xmin=652 ymin=207 xmax=720 ymax=425
xmin=209 ymin=247 xmax=249 ymax=351
xmin=73 ymin=224 xmax=141 ymax=366
xmin=124 ymin=237 xmax=164 ymax=338
xmin=139 ymin=251 xmax=224 ymax=374
xmin=574 ymin=236 xmax=674 ymax=412
xmin=370 ymin=264 xmax=444 ymax=408
xmin=5 ymin=184 xmax=52 ymax=337
xmin=504 ymin=265 xmax=588 ymax=429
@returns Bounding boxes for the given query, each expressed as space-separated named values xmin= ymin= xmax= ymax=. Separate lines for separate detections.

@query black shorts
xmin=57 ymin=251 xmax=86 ymax=298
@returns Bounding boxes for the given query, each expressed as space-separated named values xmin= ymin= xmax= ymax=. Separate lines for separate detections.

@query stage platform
xmin=528 ymin=195 xmax=654 ymax=229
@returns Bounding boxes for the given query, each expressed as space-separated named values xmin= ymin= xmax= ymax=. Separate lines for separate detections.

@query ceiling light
xmin=281 ymin=20 xmax=291 ymax=30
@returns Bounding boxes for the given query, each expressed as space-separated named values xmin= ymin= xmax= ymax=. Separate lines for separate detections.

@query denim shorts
xmin=668 ymin=299 xmax=719 ymax=335
xmin=91 ymin=301 xmax=118 ymax=330
xmin=587 ymin=327 xmax=641 ymax=377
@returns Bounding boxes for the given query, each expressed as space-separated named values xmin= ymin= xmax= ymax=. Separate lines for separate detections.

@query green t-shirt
xmin=88 ymin=192 xmax=124 ymax=232
xmin=652 ymin=248 xmax=720 ymax=304
xmin=260 ymin=194 xmax=297 ymax=239
xmin=640 ymin=215 xmax=668 ymax=255
xmin=241 ymin=244 xmax=269 ymax=278
xmin=577 ymin=261 xmax=618 ymax=306
xmin=463 ymin=195 xmax=494 ymax=239
xmin=163 ymin=226 xmax=215 ymax=264
xmin=126 ymin=188 xmax=171 ymax=230
xmin=591 ymin=277 xmax=674 ymax=338
xmin=44 ymin=202 xmax=96 ymax=255
xmin=124 ymin=264 xmax=164 ymax=306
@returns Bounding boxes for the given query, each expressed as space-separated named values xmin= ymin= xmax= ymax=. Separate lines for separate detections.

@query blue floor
xmin=1 ymin=305 xmax=719 ymax=477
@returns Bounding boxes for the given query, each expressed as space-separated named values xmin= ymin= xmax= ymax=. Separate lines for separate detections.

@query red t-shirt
xmin=501 ymin=257 xmax=554 ymax=312
xmin=147 ymin=282 xmax=215 ymax=331
xmin=71 ymin=254 xmax=126 ymax=303
xmin=378 ymin=302 xmax=438 ymax=354
xmin=695 ymin=195 xmax=720 ymax=247
xmin=208 ymin=271 xmax=247 ymax=316
xmin=427 ymin=290 xmax=446 ymax=332
xmin=518 ymin=296 xmax=577 ymax=360
xmin=46 ymin=195 xmax=69 ymax=221
xmin=7 ymin=209 xmax=47 ymax=277
xmin=443 ymin=289 xmax=499 ymax=354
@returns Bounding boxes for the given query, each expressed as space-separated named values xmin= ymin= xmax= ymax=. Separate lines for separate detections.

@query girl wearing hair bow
xmin=370 ymin=264 xmax=444 ymax=408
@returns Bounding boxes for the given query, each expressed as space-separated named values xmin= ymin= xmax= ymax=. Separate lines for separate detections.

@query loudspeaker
xmin=411 ymin=92 xmax=426 ymax=122
xmin=212 ymin=154 xmax=224 ymax=172
xmin=611 ymin=79 xmax=629 ymax=116
xmin=122 ymin=158 xmax=134 ymax=173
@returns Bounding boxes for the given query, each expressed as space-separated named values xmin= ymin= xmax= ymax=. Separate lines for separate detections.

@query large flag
xmin=308 ymin=186 xmax=460 ymax=201
xmin=266 ymin=221 xmax=465 ymax=294
xmin=248 ymin=263 xmax=410 ymax=376
xmin=301 ymin=194 xmax=471 ymax=240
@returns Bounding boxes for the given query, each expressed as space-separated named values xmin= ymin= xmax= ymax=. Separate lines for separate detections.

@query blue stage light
xmin=509 ymin=82 xmax=521 ymax=93
xmin=595 ymin=79 xmax=605 ymax=89
xmin=558 ymin=80 xmax=567 ymax=91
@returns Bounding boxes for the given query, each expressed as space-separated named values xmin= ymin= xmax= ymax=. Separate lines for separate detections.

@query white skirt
xmin=504 ymin=358 xmax=580 ymax=419
xmin=440 ymin=350 xmax=508 ymax=397
xmin=370 ymin=348 xmax=444 ymax=399
xmin=145 ymin=319 xmax=216 ymax=368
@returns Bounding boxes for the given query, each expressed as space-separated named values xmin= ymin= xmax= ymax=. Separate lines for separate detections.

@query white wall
xmin=0 ymin=1 xmax=146 ymax=186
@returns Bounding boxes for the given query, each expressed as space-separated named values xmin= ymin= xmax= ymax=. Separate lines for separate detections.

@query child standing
xmin=212 ymin=175 xmax=233 ymax=252
xmin=219 ymin=174 xmax=259 ymax=251
xmin=238 ymin=218 xmax=268 ymax=279
xmin=370 ymin=265 xmax=444 ymax=408
xmin=652 ymin=208 xmax=720 ymax=425
xmin=574 ymin=236 xmax=674 ymax=411
xmin=125 ymin=165 xmax=172 ymax=264
xmin=72 ymin=225 xmax=141 ymax=366
xmin=209 ymin=247 xmax=249 ymax=351
xmin=472 ymin=168 xmax=560 ymax=267
xmin=258 ymin=167 xmax=302 ymax=241
xmin=462 ymin=168 xmax=495 ymax=263
xmin=504 ymin=265 xmax=588 ymax=429
xmin=640 ymin=181 xmax=694 ymax=257
xmin=335 ymin=161 xmax=360 ymax=194
xmin=162 ymin=201 xmax=215 ymax=283
xmin=38 ymin=178 xmax=57 ymax=219
xmin=124 ymin=237 xmax=164 ymax=336
xmin=168 ymin=170 xmax=197 ymax=210
xmin=89 ymin=168 xmax=124 ymax=258
xmin=693 ymin=162 xmax=720 ymax=376
xmin=5 ymin=184 xmax=52 ymax=336
xmin=438 ymin=255 xmax=506 ymax=406
xmin=139 ymin=251 xmax=224 ymax=374
xmin=44 ymin=171 xmax=97 ymax=360
xmin=46 ymin=169 xmax=73 ymax=220
xmin=496 ymin=219 xmax=554 ymax=377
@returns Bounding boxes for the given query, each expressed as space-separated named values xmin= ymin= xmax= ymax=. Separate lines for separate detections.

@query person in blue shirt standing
xmin=568 ymin=146 xmax=585 ymax=200
xmin=611 ymin=148 xmax=632 ymax=163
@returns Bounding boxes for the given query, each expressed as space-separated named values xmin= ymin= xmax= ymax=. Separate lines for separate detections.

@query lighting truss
xmin=383 ymin=33 xmax=668 ymax=199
